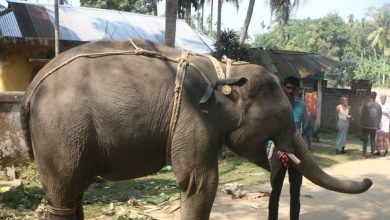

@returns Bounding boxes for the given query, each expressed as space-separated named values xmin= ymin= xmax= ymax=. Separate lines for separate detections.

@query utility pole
xmin=54 ymin=0 xmax=60 ymax=56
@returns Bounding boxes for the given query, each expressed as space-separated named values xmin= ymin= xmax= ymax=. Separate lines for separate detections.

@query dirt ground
xmin=148 ymin=156 xmax=390 ymax=220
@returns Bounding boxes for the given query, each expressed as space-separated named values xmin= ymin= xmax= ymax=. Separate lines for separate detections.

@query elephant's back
xmin=26 ymin=39 xmax=180 ymax=99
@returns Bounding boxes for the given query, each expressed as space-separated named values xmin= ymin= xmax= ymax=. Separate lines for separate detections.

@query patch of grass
xmin=0 ymin=130 xmax=365 ymax=219
xmin=310 ymin=130 xmax=363 ymax=168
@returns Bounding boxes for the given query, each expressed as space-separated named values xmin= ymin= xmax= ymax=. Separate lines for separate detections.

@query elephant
xmin=20 ymin=39 xmax=372 ymax=220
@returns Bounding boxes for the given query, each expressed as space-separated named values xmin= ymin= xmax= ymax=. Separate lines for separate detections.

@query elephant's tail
xmin=20 ymin=94 xmax=34 ymax=161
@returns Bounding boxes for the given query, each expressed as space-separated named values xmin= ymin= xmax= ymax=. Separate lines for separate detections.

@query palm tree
xmin=239 ymin=0 xmax=302 ymax=45
xmin=165 ymin=0 xmax=178 ymax=47
xmin=179 ymin=0 xmax=204 ymax=24
xmin=153 ymin=0 xmax=159 ymax=16
xmin=216 ymin=0 xmax=239 ymax=39
xmin=270 ymin=0 xmax=301 ymax=45
xmin=367 ymin=4 xmax=390 ymax=57
xmin=209 ymin=0 xmax=214 ymax=34
xmin=239 ymin=0 xmax=255 ymax=44
xmin=55 ymin=0 xmax=69 ymax=56
xmin=54 ymin=0 xmax=60 ymax=56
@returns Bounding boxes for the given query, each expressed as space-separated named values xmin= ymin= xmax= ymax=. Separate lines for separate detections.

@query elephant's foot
xmin=36 ymin=201 xmax=77 ymax=220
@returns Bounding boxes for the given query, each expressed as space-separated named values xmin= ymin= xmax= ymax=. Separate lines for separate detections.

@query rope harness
xmin=166 ymin=51 xmax=189 ymax=164
xmin=36 ymin=201 xmax=77 ymax=217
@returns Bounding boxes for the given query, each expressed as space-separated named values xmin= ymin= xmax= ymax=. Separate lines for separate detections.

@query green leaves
xmin=253 ymin=2 xmax=390 ymax=87
xmin=80 ymin=0 xmax=156 ymax=14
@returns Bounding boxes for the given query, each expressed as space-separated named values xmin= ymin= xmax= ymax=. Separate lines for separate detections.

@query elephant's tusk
xmin=286 ymin=153 xmax=301 ymax=165
xmin=267 ymin=143 xmax=275 ymax=159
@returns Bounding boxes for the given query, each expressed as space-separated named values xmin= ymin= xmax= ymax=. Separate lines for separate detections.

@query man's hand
xmin=277 ymin=150 xmax=290 ymax=168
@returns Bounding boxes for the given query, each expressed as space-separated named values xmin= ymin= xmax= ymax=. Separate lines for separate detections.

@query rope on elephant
xmin=205 ymin=54 xmax=226 ymax=79
xmin=221 ymin=55 xmax=233 ymax=78
xmin=166 ymin=51 xmax=189 ymax=164
xmin=205 ymin=54 xmax=249 ymax=80
xmin=36 ymin=201 xmax=77 ymax=216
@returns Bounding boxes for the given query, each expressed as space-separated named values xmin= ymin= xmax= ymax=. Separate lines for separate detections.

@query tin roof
xmin=0 ymin=1 xmax=214 ymax=53
xmin=247 ymin=47 xmax=339 ymax=79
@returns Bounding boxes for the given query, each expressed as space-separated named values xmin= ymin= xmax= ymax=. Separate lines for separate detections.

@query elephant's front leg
xmin=174 ymin=160 xmax=219 ymax=220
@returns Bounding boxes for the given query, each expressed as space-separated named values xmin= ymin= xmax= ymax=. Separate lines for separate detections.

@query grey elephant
xmin=20 ymin=39 xmax=372 ymax=220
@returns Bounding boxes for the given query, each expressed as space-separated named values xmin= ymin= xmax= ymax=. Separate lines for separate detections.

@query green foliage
xmin=253 ymin=13 xmax=350 ymax=59
xmin=213 ymin=29 xmax=249 ymax=61
xmin=80 ymin=0 xmax=156 ymax=14
xmin=252 ymin=2 xmax=390 ymax=88
xmin=353 ymin=50 xmax=390 ymax=87
xmin=331 ymin=51 xmax=360 ymax=87
xmin=366 ymin=3 xmax=390 ymax=55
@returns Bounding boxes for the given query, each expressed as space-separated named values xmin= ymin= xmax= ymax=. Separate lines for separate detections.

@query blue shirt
xmin=267 ymin=97 xmax=306 ymax=152
xmin=292 ymin=97 xmax=307 ymax=131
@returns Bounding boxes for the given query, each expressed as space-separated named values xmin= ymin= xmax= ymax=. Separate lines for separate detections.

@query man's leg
xmin=362 ymin=129 xmax=369 ymax=158
xmin=288 ymin=166 xmax=303 ymax=220
xmin=369 ymin=129 xmax=377 ymax=158
xmin=269 ymin=155 xmax=287 ymax=220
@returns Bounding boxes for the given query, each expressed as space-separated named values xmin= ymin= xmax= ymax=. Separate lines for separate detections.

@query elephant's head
xmin=200 ymin=63 xmax=372 ymax=194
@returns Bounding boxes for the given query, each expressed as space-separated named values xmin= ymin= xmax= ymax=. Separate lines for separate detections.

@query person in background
xmin=304 ymin=92 xmax=318 ymax=151
xmin=360 ymin=91 xmax=382 ymax=159
xmin=335 ymin=96 xmax=351 ymax=154
xmin=268 ymin=76 xmax=306 ymax=220
xmin=375 ymin=94 xmax=389 ymax=157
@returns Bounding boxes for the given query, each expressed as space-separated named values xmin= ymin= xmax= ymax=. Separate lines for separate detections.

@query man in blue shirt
xmin=268 ymin=76 xmax=307 ymax=220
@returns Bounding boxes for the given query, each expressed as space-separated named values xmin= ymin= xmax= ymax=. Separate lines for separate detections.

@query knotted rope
xmin=221 ymin=55 xmax=233 ymax=78
xmin=36 ymin=201 xmax=77 ymax=217
xmin=166 ymin=51 xmax=189 ymax=164
xmin=205 ymin=54 xmax=246 ymax=80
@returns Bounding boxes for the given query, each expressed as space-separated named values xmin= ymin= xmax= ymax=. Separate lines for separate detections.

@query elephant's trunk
xmin=290 ymin=133 xmax=372 ymax=194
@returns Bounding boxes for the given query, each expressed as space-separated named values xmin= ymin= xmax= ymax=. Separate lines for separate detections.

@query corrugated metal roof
xmin=0 ymin=1 xmax=213 ymax=53
xmin=0 ymin=9 xmax=21 ymax=37
xmin=247 ymin=47 xmax=339 ymax=79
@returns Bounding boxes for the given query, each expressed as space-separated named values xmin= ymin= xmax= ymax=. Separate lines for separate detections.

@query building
xmin=247 ymin=47 xmax=340 ymax=134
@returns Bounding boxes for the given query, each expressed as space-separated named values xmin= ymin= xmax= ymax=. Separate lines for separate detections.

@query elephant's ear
xmin=199 ymin=77 xmax=247 ymax=113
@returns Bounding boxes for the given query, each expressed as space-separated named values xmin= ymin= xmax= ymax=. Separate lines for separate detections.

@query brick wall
xmin=321 ymin=80 xmax=371 ymax=133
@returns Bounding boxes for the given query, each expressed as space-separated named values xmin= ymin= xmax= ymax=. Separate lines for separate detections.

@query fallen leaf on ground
xmin=127 ymin=198 xmax=139 ymax=206
xmin=303 ymin=194 xmax=313 ymax=198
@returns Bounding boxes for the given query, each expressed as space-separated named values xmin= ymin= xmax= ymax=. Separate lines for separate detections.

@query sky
xmin=160 ymin=0 xmax=389 ymax=37
xmin=1 ymin=0 xmax=389 ymax=37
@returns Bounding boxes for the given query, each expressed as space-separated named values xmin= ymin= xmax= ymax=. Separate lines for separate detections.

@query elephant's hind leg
xmin=36 ymin=171 xmax=90 ymax=220
xmin=34 ymin=153 xmax=93 ymax=220
xmin=36 ymin=203 xmax=77 ymax=220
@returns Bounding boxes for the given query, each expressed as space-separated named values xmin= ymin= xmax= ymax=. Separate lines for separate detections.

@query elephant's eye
xmin=274 ymin=110 xmax=284 ymax=120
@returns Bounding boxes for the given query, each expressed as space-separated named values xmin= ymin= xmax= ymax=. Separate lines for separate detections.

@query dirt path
xmin=149 ymin=157 xmax=390 ymax=220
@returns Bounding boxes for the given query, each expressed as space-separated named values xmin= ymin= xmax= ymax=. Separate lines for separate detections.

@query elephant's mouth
xmin=267 ymin=138 xmax=301 ymax=164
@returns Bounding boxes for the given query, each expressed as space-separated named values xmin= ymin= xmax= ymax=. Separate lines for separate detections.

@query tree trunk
xmin=153 ymin=0 xmax=158 ymax=16
xmin=239 ymin=0 xmax=255 ymax=44
xmin=210 ymin=0 xmax=214 ymax=34
xmin=217 ymin=0 xmax=222 ymax=38
xmin=183 ymin=0 xmax=191 ymax=24
xmin=54 ymin=0 xmax=60 ymax=56
xmin=201 ymin=2 xmax=204 ymax=30
xmin=165 ymin=0 xmax=178 ymax=47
